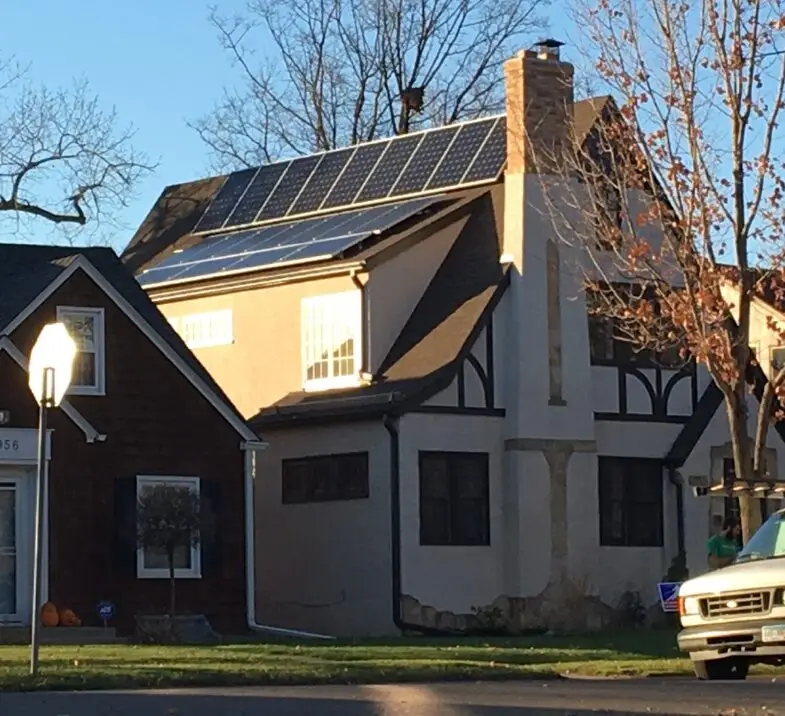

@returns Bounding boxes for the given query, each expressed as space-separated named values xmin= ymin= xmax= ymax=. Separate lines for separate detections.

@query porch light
xmin=26 ymin=322 xmax=77 ymax=677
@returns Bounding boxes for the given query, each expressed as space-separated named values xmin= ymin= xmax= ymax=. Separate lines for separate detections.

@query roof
xmin=249 ymin=187 xmax=509 ymax=428
xmin=120 ymin=97 xmax=611 ymax=278
xmin=0 ymin=243 xmax=255 ymax=439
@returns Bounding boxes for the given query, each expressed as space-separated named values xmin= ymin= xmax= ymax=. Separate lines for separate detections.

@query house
xmin=0 ymin=244 xmax=263 ymax=636
xmin=122 ymin=41 xmax=785 ymax=637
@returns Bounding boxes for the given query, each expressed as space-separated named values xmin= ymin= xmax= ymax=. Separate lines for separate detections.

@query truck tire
xmin=693 ymin=657 xmax=750 ymax=681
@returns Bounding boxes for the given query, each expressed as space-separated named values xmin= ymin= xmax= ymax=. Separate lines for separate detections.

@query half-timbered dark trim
xmin=486 ymin=315 xmax=495 ymax=403
xmin=457 ymin=364 xmax=466 ymax=407
xmin=595 ymin=412 xmax=691 ymax=424
xmin=597 ymin=361 xmax=698 ymax=422
xmin=412 ymin=406 xmax=506 ymax=417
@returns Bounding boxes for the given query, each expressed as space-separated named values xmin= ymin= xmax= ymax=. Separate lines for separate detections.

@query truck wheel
xmin=693 ymin=657 xmax=750 ymax=681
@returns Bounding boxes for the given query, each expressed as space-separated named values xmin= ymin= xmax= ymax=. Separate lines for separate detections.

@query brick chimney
xmin=504 ymin=40 xmax=575 ymax=174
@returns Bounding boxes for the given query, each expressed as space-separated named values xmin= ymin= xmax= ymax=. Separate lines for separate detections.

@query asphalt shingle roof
xmin=0 ymin=243 xmax=248 ymax=427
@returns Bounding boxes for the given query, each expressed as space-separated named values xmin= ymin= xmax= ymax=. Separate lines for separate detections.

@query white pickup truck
xmin=677 ymin=508 xmax=785 ymax=680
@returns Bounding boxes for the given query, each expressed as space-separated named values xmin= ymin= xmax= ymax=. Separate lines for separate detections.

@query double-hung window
xmin=56 ymin=306 xmax=106 ymax=395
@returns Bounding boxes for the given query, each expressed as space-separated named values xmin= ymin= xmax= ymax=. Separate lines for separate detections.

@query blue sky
xmin=2 ymin=0 xmax=250 ymax=250
xmin=3 ymin=0 xmax=572 ymax=252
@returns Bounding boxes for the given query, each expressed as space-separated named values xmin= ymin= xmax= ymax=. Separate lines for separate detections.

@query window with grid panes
xmin=598 ymin=457 xmax=663 ymax=547
xmin=281 ymin=452 xmax=369 ymax=504
xmin=301 ymin=291 xmax=362 ymax=390
xmin=419 ymin=452 xmax=490 ymax=546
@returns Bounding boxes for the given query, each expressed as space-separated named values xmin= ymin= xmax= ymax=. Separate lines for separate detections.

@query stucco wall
xmin=254 ymin=421 xmax=395 ymax=637
xmin=366 ymin=220 xmax=462 ymax=372
xmin=397 ymin=413 xmax=505 ymax=614
xmin=154 ymin=275 xmax=357 ymax=417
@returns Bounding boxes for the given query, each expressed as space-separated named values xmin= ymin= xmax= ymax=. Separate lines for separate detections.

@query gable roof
xmin=249 ymin=187 xmax=509 ymax=428
xmin=0 ymin=243 xmax=258 ymax=442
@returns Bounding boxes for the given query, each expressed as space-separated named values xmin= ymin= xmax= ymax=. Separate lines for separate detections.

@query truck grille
xmin=701 ymin=591 xmax=772 ymax=619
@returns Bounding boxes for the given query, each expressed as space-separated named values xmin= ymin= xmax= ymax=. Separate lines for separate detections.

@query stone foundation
xmin=401 ymin=579 xmax=650 ymax=634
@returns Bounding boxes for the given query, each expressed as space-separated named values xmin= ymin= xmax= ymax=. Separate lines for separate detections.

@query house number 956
xmin=0 ymin=440 xmax=19 ymax=451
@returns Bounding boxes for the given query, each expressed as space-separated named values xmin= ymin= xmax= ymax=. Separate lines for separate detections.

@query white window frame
xmin=771 ymin=345 xmax=785 ymax=375
xmin=135 ymin=475 xmax=202 ymax=580
xmin=301 ymin=291 xmax=362 ymax=391
xmin=56 ymin=306 xmax=106 ymax=396
xmin=177 ymin=310 xmax=234 ymax=349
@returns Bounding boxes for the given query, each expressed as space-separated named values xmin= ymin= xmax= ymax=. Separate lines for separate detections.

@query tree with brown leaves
xmin=192 ymin=0 xmax=548 ymax=170
xmin=0 ymin=54 xmax=153 ymax=241
xmin=535 ymin=0 xmax=785 ymax=543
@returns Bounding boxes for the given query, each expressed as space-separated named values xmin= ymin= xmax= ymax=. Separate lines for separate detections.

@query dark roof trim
xmin=665 ymin=381 xmax=723 ymax=466
xmin=666 ymin=362 xmax=785 ymax=467
xmin=249 ymin=268 xmax=511 ymax=430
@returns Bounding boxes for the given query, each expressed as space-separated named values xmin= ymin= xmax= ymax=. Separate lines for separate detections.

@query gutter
xmin=383 ymin=414 xmax=445 ymax=635
xmin=241 ymin=440 xmax=335 ymax=640
xmin=667 ymin=465 xmax=686 ymax=556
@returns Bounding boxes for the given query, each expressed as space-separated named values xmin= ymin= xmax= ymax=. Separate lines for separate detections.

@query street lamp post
xmin=27 ymin=323 xmax=77 ymax=677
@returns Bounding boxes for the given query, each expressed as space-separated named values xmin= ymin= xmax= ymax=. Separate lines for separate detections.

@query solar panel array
xmin=139 ymin=196 xmax=446 ymax=287
xmin=193 ymin=115 xmax=506 ymax=235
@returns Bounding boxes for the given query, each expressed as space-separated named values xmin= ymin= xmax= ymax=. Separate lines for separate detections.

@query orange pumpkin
xmin=41 ymin=602 xmax=59 ymax=627
xmin=59 ymin=608 xmax=81 ymax=627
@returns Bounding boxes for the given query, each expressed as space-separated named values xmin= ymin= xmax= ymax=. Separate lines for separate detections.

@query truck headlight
xmin=679 ymin=596 xmax=700 ymax=616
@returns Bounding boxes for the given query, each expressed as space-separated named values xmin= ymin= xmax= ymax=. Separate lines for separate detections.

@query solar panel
xmin=355 ymin=134 xmax=424 ymax=204
xmin=321 ymin=142 xmax=388 ymax=210
xmin=390 ymin=126 xmax=460 ymax=197
xmin=138 ymin=196 xmax=446 ymax=287
xmin=255 ymin=155 xmax=322 ymax=223
xmin=192 ymin=169 xmax=256 ymax=233
xmin=426 ymin=119 xmax=495 ymax=191
xmin=462 ymin=116 xmax=506 ymax=184
xmin=190 ymin=115 xmax=506 ymax=235
xmin=288 ymin=147 xmax=355 ymax=216
xmin=226 ymin=163 xmax=290 ymax=228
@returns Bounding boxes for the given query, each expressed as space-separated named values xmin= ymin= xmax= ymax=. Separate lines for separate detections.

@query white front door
xmin=0 ymin=479 xmax=20 ymax=621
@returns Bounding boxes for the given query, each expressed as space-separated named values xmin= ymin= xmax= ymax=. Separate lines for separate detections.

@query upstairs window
xmin=56 ymin=306 xmax=106 ymax=395
xmin=587 ymin=314 xmax=682 ymax=369
xmin=171 ymin=309 xmax=234 ymax=349
xmin=301 ymin=291 xmax=362 ymax=391
xmin=771 ymin=346 xmax=785 ymax=375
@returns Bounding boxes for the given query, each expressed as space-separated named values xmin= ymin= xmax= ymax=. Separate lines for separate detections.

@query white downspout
xmin=242 ymin=441 xmax=336 ymax=640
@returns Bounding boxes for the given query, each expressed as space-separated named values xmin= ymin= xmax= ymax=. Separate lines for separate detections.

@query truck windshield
xmin=736 ymin=512 xmax=785 ymax=562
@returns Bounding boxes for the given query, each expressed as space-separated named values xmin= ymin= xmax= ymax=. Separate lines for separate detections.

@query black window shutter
xmin=113 ymin=477 xmax=138 ymax=576
xmin=200 ymin=480 xmax=222 ymax=578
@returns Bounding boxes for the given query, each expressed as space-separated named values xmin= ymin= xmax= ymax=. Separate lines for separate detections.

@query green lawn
xmin=0 ymin=629 xmax=702 ymax=691
xmin=4 ymin=629 xmax=784 ymax=692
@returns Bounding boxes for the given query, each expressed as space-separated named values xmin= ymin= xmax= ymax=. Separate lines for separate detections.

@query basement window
xmin=301 ymin=290 xmax=362 ymax=391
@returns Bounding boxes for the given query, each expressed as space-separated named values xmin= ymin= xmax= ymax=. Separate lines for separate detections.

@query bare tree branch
xmin=191 ymin=0 xmax=548 ymax=170
xmin=0 ymin=58 xmax=155 ymax=241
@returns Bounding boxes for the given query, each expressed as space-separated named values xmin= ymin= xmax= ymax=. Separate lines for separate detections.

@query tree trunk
xmin=726 ymin=391 xmax=762 ymax=544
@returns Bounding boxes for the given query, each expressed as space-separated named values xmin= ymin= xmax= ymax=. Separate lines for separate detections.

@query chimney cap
xmin=535 ymin=38 xmax=565 ymax=49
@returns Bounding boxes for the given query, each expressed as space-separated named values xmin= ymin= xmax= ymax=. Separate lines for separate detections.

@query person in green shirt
xmin=707 ymin=516 xmax=740 ymax=570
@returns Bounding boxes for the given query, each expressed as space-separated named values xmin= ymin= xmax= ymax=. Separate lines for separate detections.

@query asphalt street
xmin=2 ymin=678 xmax=785 ymax=716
